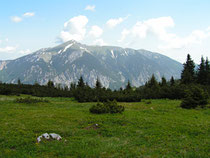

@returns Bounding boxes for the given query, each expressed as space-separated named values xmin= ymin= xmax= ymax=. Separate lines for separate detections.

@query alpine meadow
xmin=0 ymin=0 xmax=210 ymax=158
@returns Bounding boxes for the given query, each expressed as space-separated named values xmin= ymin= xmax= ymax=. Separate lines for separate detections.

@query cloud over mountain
xmin=59 ymin=15 xmax=88 ymax=42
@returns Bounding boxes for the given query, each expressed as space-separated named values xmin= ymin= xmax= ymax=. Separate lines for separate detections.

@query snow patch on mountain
xmin=80 ymin=46 xmax=91 ymax=54
xmin=63 ymin=43 xmax=74 ymax=53
xmin=111 ymin=50 xmax=115 ymax=58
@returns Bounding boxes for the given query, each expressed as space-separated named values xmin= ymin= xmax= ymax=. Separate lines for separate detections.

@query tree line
xmin=0 ymin=54 xmax=209 ymax=103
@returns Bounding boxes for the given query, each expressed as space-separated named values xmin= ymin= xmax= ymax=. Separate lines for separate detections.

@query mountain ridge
xmin=0 ymin=40 xmax=182 ymax=89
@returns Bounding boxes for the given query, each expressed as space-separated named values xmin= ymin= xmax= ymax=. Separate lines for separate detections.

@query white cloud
xmin=11 ymin=16 xmax=22 ymax=23
xmin=23 ymin=12 xmax=35 ymax=17
xmin=89 ymin=25 xmax=103 ymax=38
xmin=19 ymin=49 xmax=31 ymax=55
xmin=118 ymin=29 xmax=130 ymax=42
xmin=106 ymin=16 xmax=129 ymax=28
xmin=11 ymin=12 xmax=35 ymax=23
xmin=93 ymin=39 xmax=107 ymax=46
xmin=158 ymin=30 xmax=209 ymax=50
xmin=59 ymin=15 xmax=88 ymax=42
xmin=0 ymin=46 xmax=17 ymax=52
xmin=129 ymin=16 xmax=174 ymax=40
xmin=119 ymin=16 xmax=210 ymax=50
xmin=85 ymin=5 xmax=95 ymax=11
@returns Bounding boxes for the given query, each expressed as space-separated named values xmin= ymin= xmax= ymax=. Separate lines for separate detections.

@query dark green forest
xmin=0 ymin=54 xmax=210 ymax=104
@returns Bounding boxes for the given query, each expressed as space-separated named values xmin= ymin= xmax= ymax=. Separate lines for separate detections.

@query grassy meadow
xmin=0 ymin=95 xmax=209 ymax=158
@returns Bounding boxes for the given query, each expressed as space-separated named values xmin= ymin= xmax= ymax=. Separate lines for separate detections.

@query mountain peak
xmin=0 ymin=41 xmax=182 ymax=89
xmin=63 ymin=39 xmax=80 ymax=45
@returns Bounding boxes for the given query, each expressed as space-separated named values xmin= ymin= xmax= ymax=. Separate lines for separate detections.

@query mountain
xmin=0 ymin=40 xmax=182 ymax=89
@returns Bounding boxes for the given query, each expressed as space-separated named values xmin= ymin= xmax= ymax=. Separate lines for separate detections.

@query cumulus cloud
xmin=89 ymin=25 xmax=103 ymax=38
xmin=93 ymin=39 xmax=107 ymax=46
xmin=118 ymin=29 xmax=131 ymax=42
xmin=106 ymin=16 xmax=129 ymax=28
xmin=59 ymin=15 xmax=88 ymax=42
xmin=23 ymin=12 xmax=35 ymax=17
xmin=0 ymin=46 xmax=17 ymax=52
xmin=128 ymin=16 xmax=174 ymax=40
xmin=119 ymin=16 xmax=210 ymax=50
xmin=158 ymin=30 xmax=209 ymax=50
xmin=85 ymin=5 xmax=95 ymax=11
xmin=11 ymin=16 xmax=22 ymax=23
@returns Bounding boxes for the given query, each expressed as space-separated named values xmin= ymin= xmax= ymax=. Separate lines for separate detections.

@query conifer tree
xmin=47 ymin=80 xmax=54 ymax=88
xmin=197 ymin=56 xmax=206 ymax=84
xmin=205 ymin=57 xmax=210 ymax=85
xmin=18 ymin=78 xmax=21 ymax=85
xmin=125 ymin=80 xmax=132 ymax=91
xmin=147 ymin=74 xmax=159 ymax=88
xmin=95 ymin=77 xmax=102 ymax=89
xmin=181 ymin=54 xmax=195 ymax=84
xmin=160 ymin=76 xmax=167 ymax=87
xmin=77 ymin=76 xmax=85 ymax=88
xmin=170 ymin=76 xmax=175 ymax=86
xmin=70 ymin=82 xmax=76 ymax=91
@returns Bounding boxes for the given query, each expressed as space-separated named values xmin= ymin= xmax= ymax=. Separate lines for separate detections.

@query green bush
xmin=89 ymin=102 xmax=109 ymax=114
xmin=90 ymin=100 xmax=125 ymax=114
xmin=15 ymin=97 xmax=49 ymax=104
xmin=181 ymin=85 xmax=208 ymax=109
xmin=104 ymin=100 xmax=125 ymax=114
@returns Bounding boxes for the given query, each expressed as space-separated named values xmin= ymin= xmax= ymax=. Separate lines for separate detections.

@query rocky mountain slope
xmin=0 ymin=40 xmax=182 ymax=89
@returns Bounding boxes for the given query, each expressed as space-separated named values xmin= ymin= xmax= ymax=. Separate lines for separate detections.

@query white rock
xmin=37 ymin=136 xmax=42 ymax=143
xmin=42 ymin=133 xmax=50 ymax=139
xmin=37 ymin=133 xmax=62 ymax=143
xmin=49 ymin=133 xmax=62 ymax=140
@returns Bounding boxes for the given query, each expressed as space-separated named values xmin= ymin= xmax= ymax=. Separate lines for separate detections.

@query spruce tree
xmin=125 ymin=80 xmax=132 ymax=91
xmin=77 ymin=76 xmax=85 ymax=88
xmin=47 ymin=80 xmax=54 ymax=88
xmin=70 ymin=82 xmax=76 ymax=91
xmin=181 ymin=54 xmax=195 ymax=84
xmin=160 ymin=76 xmax=167 ymax=87
xmin=205 ymin=57 xmax=210 ymax=85
xmin=147 ymin=74 xmax=159 ymax=88
xmin=170 ymin=76 xmax=175 ymax=86
xmin=95 ymin=77 xmax=102 ymax=89
xmin=18 ymin=78 xmax=21 ymax=85
xmin=197 ymin=56 xmax=206 ymax=84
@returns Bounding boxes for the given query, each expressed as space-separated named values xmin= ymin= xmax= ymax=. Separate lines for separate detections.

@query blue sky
xmin=0 ymin=0 xmax=210 ymax=63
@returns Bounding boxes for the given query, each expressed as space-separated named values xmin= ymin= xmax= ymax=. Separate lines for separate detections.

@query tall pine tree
xmin=160 ymin=76 xmax=167 ymax=87
xmin=181 ymin=54 xmax=195 ymax=84
xmin=170 ymin=76 xmax=175 ymax=86
xmin=95 ymin=77 xmax=102 ymax=89
xmin=197 ymin=56 xmax=206 ymax=84
xmin=205 ymin=57 xmax=210 ymax=85
xmin=77 ymin=76 xmax=85 ymax=88
xmin=147 ymin=74 xmax=159 ymax=88
xmin=125 ymin=80 xmax=132 ymax=91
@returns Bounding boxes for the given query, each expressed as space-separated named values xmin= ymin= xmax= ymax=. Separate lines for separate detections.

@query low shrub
xmin=90 ymin=100 xmax=125 ymax=114
xmin=15 ymin=97 xmax=49 ymax=104
xmin=89 ymin=102 xmax=109 ymax=114
xmin=181 ymin=85 xmax=208 ymax=109
xmin=104 ymin=100 xmax=125 ymax=114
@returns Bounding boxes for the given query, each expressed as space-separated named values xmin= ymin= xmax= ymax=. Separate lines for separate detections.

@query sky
xmin=0 ymin=0 xmax=210 ymax=63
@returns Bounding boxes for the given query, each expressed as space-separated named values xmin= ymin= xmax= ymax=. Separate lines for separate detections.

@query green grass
xmin=0 ymin=95 xmax=209 ymax=158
